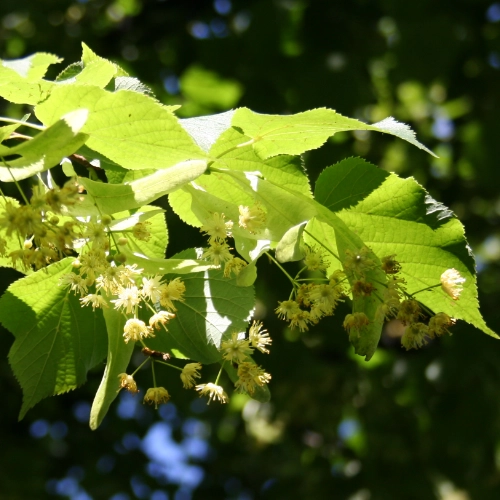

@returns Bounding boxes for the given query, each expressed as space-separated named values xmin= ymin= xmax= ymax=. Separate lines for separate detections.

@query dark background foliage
xmin=1 ymin=0 xmax=500 ymax=499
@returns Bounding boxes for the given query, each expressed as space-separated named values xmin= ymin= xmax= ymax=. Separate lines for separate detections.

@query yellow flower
xmin=235 ymin=362 xmax=271 ymax=395
xmin=440 ymin=268 xmax=465 ymax=300
xmin=141 ymin=275 xmax=164 ymax=303
xmin=117 ymin=373 xmax=139 ymax=394
xmin=143 ymin=387 xmax=170 ymax=408
xmin=80 ymin=293 xmax=109 ymax=310
xmin=159 ymin=278 xmax=186 ymax=311
xmin=200 ymin=212 xmax=233 ymax=243
xmin=401 ymin=322 xmax=429 ymax=350
xmin=180 ymin=363 xmax=202 ymax=389
xmin=307 ymin=283 xmax=342 ymax=313
xmin=223 ymin=257 xmax=247 ymax=278
xmin=343 ymin=312 xmax=370 ymax=337
xmin=149 ymin=310 xmax=175 ymax=330
xmin=289 ymin=310 xmax=311 ymax=332
xmin=111 ymin=285 xmax=142 ymax=314
xmin=132 ymin=221 xmax=152 ymax=241
xmin=275 ymin=300 xmax=301 ymax=320
xmin=428 ymin=312 xmax=454 ymax=338
xmin=303 ymin=246 xmax=328 ymax=272
xmin=201 ymin=241 xmax=233 ymax=267
xmin=220 ymin=332 xmax=254 ymax=363
xmin=397 ymin=299 xmax=421 ymax=325
xmin=123 ymin=318 xmax=154 ymax=343
xmin=248 ymin=320 xmax=272 ymax=354
xmin=195 ymin=382 xmax=228 ymax=404
xmin=59 ymin=272 xmax=88 ymax=296
xmin=238 ymin=203 xmax=266 ymax=234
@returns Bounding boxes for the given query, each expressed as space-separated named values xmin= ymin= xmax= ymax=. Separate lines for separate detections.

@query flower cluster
xmin=199 ymin=212 xmax=251 ymax=278
xmin=0 ymin=179 xmax=84 ymax=270
xmin=273 ymin=242 xmax=464 ymax=352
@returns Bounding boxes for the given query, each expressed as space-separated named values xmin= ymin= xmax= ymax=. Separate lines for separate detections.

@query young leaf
xmin=0 ymin=259 xmax=107 ymax=419
xmin=35 ymin=85 xmax=207 ymax=170
xmin=89 ymin=305 xmax=134 ymax=430
xmin=232 ymin=107 xmax=436 ymax=159
xmin=0 ymin=109 xmax=89 ymax=182
xmin=79 ymin=159 xmax=208 ymax=213
xmin=0 ymin=54 xmax=55 ymax=104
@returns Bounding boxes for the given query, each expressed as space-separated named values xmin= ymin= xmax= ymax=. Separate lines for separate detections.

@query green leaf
xmin=275 ymin=222 xmax=306 ymax=263
xmin=0 ymin=54 xmax=56 ymax=104
xmin=314 ymin=157 xmax=389 ymax=212
xmin=232 ymin=107 xmax=436 ymax=159
xmin=144 ymin=250 xmax=255 ymax=364
xmin=210 ymin=125 xmax=312 ymax=197
xmin=315 ymin=163 xmax=496 ymax=339
xmin=114 ymin=76 xmax=153 ymax=95
xmin=79 ymin=159 xmax=207 ymax=213
xmin=2 ymin=52 xmax=62 ymax=81
xmin=0 ymin=259 xmax=107 ymax=419
xmin=35 ymin=85 xmax=207 ymax=170
xmin=0 ymin=123 xmax=21 ymax=143
xmin=89 ymin=304 xmax=134 ymax=430
xmin=0 ymin=109 xmax=89 ymax=182
xmin=181 ymin=110 xmax=235 ymax=152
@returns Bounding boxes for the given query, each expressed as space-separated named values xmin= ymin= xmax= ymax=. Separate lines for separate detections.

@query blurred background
xmin=1 ymin=0 xmax=500 ymax=499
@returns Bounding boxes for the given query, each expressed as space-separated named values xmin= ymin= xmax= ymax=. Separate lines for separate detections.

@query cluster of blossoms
xmin=275 ymin=243 xmax=465 ymax=351
xmin=275 ymin=246 xmax=348 ymax=332
xmin=217 ymin=320 xmax=272 ymax=397
xmin=199 ymin=205 xmax=266 ymax=277
xmin=0 ymin=179 xmax=84 ymax=270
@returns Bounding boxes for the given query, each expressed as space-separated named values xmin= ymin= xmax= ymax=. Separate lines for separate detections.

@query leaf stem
xmin=131 ymin=357 xmax=150 ymax=376
xmin=1 ymin=157 xmax=29 ymax=204
xmin=265 ymin=251 xmax=296 ymax=288
xmin=0 ymin=116 xmax=45 ymax=131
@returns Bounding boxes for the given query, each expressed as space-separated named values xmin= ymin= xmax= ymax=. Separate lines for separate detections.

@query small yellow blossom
xmin=111 ymin=285 xmax=142 ymax=314
xmin=132 ymin=221 xmax=152 ymax=241
xmin=141 ymin=275 xmax=164 ymax=303
xmin=303 ymin=246 xmax=328 ymax=272
xmin=202 ymin=241 xmax=233 ymax=267
xmin=80 ymin=293 xmax=109 ymax=310
xmin=289 ymin=310 xmax=311 ymax=332
xmin=440 ymin=268 xmax=465 ymax=300
xmin=117 ymin=373 xmax=139 ymax=394
xmin=401 ymin=322 xmax=429 ymax=350
xmin=428 ymin=312 xmax=454 ymax=338
xmin=59 ymin=272 xmax=88 ymax=296
xmin=235 ymin=361 xmax=271 ymax=395
xmin=307 ymin=283 xmax=341 ymax=313
xmin=119 ymin=264 xmax=143 ymax=286
xmin=238 ymin=203 xmax=266 ymax=234
xmin=397 ymin=299 xmax=422 ymax=325
xmin=180 ymin=363 xmax=202 ymax=389
xmin=143 ymin=387 xmax=170 ymax=408
xmin=223 ymin=257 xmax=247 ymax=278
xmin=195 ymin=382 xmax=228 ymax=404
xmin=83 ymin=222 xmax=107 ymax=248
xmin=149 ymin=310 xmax=175 ymax=330
xmin=343 ymin=312 xmax=370 ymax=337
xmin=123 ymin=318 xmax=154 ymax=343
xmin=200 ymin=212 xmax=233 ymax=243
xmin=220 ymin=332 xmax=254 ymax=363
xmin=275 ymin=300 xmax=301 ymax=320
xmin=159 ymin=278 xmax=186 ymax=311
xmin=249 ymin=320 xmax=272 ymax=354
